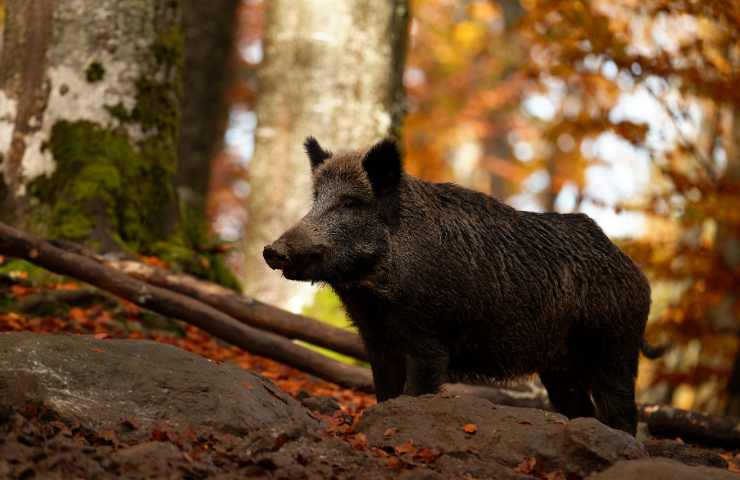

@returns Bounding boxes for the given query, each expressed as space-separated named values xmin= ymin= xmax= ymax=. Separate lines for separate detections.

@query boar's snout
xmin=263 ymin=241 xmax=290 ymax=271
xmin=263 ymin=228 xmax=329 ymax=281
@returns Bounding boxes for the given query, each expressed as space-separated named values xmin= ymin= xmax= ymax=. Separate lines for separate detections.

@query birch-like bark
xmin=242 ymin=0 xmax=409 ymax=309
xmin=0 ymin=0 xmax=182 ymax=251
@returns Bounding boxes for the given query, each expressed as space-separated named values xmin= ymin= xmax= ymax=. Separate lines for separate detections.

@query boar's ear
xmin=304 ymin=136 xmax=332 ymax=172
xmin=362 ymin=138 xmax=402 ymax=197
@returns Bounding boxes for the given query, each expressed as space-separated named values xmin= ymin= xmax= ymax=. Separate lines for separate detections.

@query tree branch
xmin=0 ymin=222 xmax=372 ymax=391
xmin=104 ymin=260 xmax=368 ymax=361
xmin=44 ymin=240 xmax=368 ymax=361
xmin=639 ymin=403 xmax=740 ymax=448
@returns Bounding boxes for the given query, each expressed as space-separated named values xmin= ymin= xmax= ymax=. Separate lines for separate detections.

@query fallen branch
xmin=0 ymin=222 xmax=372 ymax=392
xmin=105 ymin=260 xmax=368 ymax=361
xmin=45 ymin=240 xmax=368 ymax=361
xmin=639 ymin=403 xmax=740 ymax=448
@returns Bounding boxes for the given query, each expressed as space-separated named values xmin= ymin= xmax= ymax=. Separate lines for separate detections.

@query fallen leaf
xmin=387 ymin=456 xmax=402 ymax=470
xmin=141 ymin=256 xmax=169 ymax=268
xmin=10 ymin=285 xmax=32 ymax=297
xmin=514 ymin=457 xmax=537 ymax=474
xmin=151 ymin=428 xmax=173 ymax=442
xmin=349 ymin=433 xmax=368 ymax=451
xmin=463 ymin=423 xmax=478 ymax=434
xmin=414 ymin=447 xmax=441 ymax=463
xmin=383 ymin=427 xmax=399 ymax=438
xmin=395 ymin=440 xmax=416 ymax=455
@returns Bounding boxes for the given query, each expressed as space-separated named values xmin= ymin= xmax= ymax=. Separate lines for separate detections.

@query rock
xmin=297 ymin=392 xmax=341 ymax=415
xmin=357 ymin=394 xmax=645 ymax=478
xmin=644 ymin=438 xmax=729 ymax=469
xmin=0 ymin=332 xmax=316 ymax=439
xmin=589 ymin=458 xmax=738 ymax=479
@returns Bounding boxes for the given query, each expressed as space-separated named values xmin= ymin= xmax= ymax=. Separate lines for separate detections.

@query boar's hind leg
xmin=591 ymin=373 xmax=638 ymax=435
xmin=539 ymin=370 xmax=595 ymax=419
xmin=588 ymin=343 xmax=639 ymax=435
xmin=367 ymin=346 xmax=407 ymax=402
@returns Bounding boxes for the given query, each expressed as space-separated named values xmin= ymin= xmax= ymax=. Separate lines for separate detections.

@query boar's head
xmin=263 ymin=137 xmax=402 ymax=284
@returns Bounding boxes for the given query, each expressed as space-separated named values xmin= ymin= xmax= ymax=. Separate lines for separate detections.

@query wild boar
xmin=263 ymin=137 xmax=662 ymax=435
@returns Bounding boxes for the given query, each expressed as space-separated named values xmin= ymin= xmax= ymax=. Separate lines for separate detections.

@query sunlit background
xmin=204 ymin=0 xmax=739 ymax=414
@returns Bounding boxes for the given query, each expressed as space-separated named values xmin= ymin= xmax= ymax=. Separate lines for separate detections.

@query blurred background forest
xmin=0 ymin=0 xmax=738 ymax=416
xmin=209 ymin=0 xmax=740 ymax=415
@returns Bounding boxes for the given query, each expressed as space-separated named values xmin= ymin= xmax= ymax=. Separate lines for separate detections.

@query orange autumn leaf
xmin=387 ymin=456 xmax=402 ymax=470
xmin=413 ymin=447 xmax=441 ymax=463
xmin=140 ymin=256 xmax=169 ymax=268
xmin=515 ymin=457 xmax=537 ymax=474
xmin=395 ymin=440 xmax=416 ymax=455
xmin=10 ymin=284 xmax=32 ymax=297
xmin=383 ymin=427 xmax=399 ymax=438
xmin=463 ymin=423 xmax=477 ymax=434
xmin=349 ymin=433 xmax=368 ymax=451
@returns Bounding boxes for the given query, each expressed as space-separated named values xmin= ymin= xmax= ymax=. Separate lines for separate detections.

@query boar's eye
xmin=339 ymin=196 xmax=364 ymax=209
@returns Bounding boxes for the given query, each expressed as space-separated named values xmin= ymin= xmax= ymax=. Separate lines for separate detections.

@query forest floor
xmin=1 ymin=257 xmax=739 ymax=479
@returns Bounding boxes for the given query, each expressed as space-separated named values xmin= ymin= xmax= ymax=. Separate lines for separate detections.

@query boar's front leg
xmin=403 ymin=341 xmax=449 ymax=396
xmin=365 ymin=343 xmax=407 ymax=402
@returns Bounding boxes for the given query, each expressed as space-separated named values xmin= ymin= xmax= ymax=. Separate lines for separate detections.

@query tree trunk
xmin=241 ymin=0 xmax=409 ymax=308
xmin=176 ymin=0 xmax=239 ymax=214
xmin=0 ymin=0 xmax=182 ymax=252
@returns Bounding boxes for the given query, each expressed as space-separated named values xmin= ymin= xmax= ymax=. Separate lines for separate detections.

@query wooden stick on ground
xmin=639 ymin=403 xmax=740 ymax=448
xmin=106 ymin=260 xmax=368 ymax=361
xmin=46 ymin=240 xmax=368 ymax=361
xmin=0 ymin=222 xmax=373 ymax=392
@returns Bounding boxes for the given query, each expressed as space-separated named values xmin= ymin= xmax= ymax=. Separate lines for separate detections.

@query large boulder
xmin=0 ymin=332 xmax=316 ymax=438
xmin=357 ymin=394 xmax=646 ymax=478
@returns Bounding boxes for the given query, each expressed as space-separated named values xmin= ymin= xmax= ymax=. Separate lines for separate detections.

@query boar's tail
xmin=640 ymin=338 xmax=671 ymax=359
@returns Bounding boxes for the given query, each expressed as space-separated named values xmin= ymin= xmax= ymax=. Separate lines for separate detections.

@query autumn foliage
xmin=401 ymin=0 xmax=739 ymax=414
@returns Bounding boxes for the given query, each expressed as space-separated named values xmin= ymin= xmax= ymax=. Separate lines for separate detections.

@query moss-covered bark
xmin=28 ymin=25 xmax=183 ymax=253
xmin=1 ymin=0 xmax=239 ymax=288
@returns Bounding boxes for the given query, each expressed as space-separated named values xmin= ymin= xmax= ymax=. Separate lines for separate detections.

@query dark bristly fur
xmin=264 ymin=137 xmax=658 ymax=435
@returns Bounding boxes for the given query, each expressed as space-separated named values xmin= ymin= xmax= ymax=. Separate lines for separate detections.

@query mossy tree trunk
xmin=242 ymin=0 xmax=409 ymax=309
xmin=0 ymin=0 xmax=182 ymax=253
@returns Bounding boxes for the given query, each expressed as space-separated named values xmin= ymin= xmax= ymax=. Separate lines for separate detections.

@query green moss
xmin=85 ymin=62 xmax=105 ymax=82
xmin=30 ymin=25 xmax=185 ymax=247
xmin=0 ymin=259 xmax=64 ymax=285
xmin=152 ymin=28 xmax=184 ymax=71
xmin=26 ymin=22 xmax=237 ymax=288
xmin=151 ymin=208 xmax=242 ymax=291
